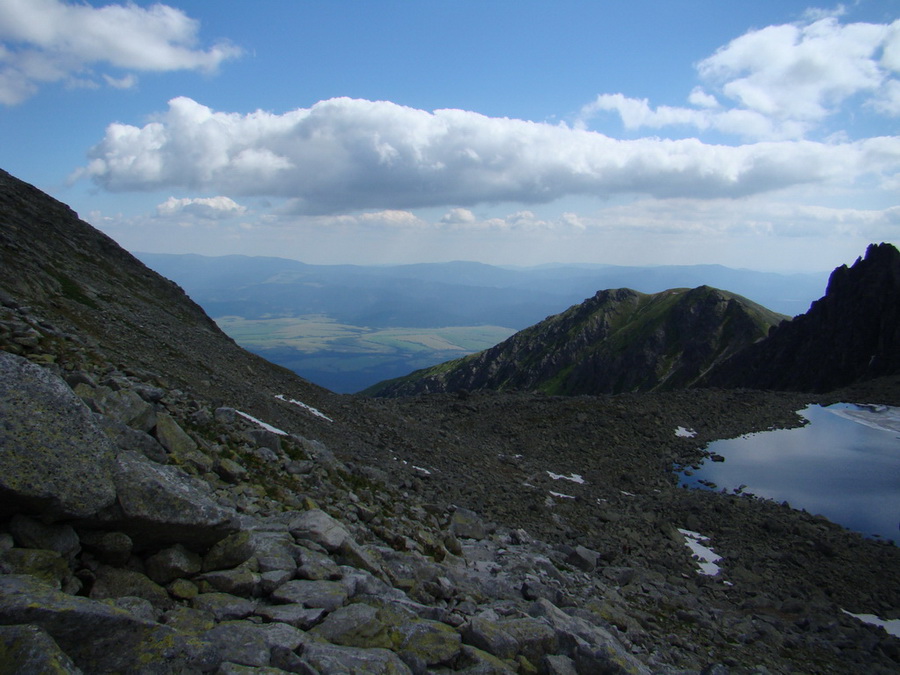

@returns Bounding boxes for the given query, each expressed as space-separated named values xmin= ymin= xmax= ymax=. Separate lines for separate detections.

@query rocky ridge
xmin=1 ymin=168 xmax=899 ymax=673
xmin=703 ymin=242 xmax=900 ymax=392
xmin=364 ymin=286 xmax=785 ymax=397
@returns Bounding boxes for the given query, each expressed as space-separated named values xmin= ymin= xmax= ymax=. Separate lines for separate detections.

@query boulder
xmin=0 ymin=624 xmax=81 ymax=674
xmin=145 ymin=544 xmax=203 ymax=585
xmin=9 ymin=513 xmax=80 ymax=560
xmin=0 ymin=575 xmax=217 ymax=673
xmin=202 ymin=621 xmax=271 ymax=668
xmin=99 ymin=450 xmax=237 ymax=550
xmin=270 ymin=579 xmax=348 ymax=611
xmin=299 ymin=642 xmax=413 ymax=675
xmin=0 ymin=352 xmax=117 ymax=519
xmin=448 ymin=508 xmax=487 ymax=541
xmin=528 ymin=598 xmax=650 ymax=675
xmin=289 ymin=509 xmax=352 ymax=552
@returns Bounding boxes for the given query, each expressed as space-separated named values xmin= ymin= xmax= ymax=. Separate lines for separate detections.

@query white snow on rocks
xmin=842 ymin=610 xmax=900 ymax=638
xmin=546 ymin=471 xmax=585 ymax=484
xmin=275 ymin=394 xmax=333 ymax=422
xmin=678 ymin=528 xmax=723 ymax=576
xmin=675 ymin=426 xmax=697 ymax=438
xmin=236 ymin=410 xmax=287 ymax=436
xmin=412 ymin=465 xmax=432 ymax=475
xmin=549 ymin=491 xmax=576 ymax=499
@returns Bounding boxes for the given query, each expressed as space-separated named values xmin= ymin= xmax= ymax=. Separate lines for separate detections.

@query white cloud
xmin=77 ymin=96 xmax=900 ymax=213
xmin=580 ymin=15 xmax=899 ymax=140
xmin=440 ymin=208 xmax=476 ymax=225
xmin=156 ymin=195 xmax=246 ymax=220
xmin=0 ymin=0 xmax=240 ymax=104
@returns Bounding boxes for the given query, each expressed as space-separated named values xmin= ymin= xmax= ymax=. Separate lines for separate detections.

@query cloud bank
xmin=0 ymin=0 xmax=240 ymax=104
xmin=78 ymin=95 xmax=899 ymax=214
xmin=580 ymin=14 xmax=900 ymax=140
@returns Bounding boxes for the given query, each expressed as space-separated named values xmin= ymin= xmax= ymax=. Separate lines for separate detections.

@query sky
xmin=0 ymin=0 xmax=898 ymax=273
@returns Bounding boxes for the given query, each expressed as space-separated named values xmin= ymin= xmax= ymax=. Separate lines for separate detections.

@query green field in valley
xmin=214 ymin=314 xmax=515 ymax=393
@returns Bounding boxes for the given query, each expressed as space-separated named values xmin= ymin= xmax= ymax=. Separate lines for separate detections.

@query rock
xmin=198 ymin=566 xmax=260 ymax=598
xmin=500 ymin=617 xmax=558 ymax=665
xmin=96 ymin=415 xmax=168 ymax=463
xmin=0 ymin=575 xmax=217 ymax=673
xmin=80 ymin=530 xmax=133 ymax=566
xmin=0 ymin=624 xmax=82 ymax=674
xmin=528 ymin=598 xmax=651 ymax=675
xmin=462 ymin=616 xmax=519 ymax=660
xmin=202 ymin=620 xmax=271 ymax=668
xmin=565 ymin=545 xmax=600 ymax=573
xmin=0 ymin=352 xmax=117 ymax=519
xmin=217 ymin=457 xmax=248 ymax=483
xmin=542 ymin=654 xmax=578 ymax=675
xmin=9 ymin=513 xmax=80 ymax=560
xmin=270 ymin=579 xmax=348 ymax=611
xmin=255 ymin=603 xmax=328 ymax=629
xmin=296 ymin=544 xmax=343 ymax=580
xmin=191 ymin=592 xmax=257 ymax=622
xmin=449 ymin=508 xmax=487 ymax=540
xmin=0 ymin=548 xmax=71 ymax=590
xmin=394 ymin=617 xmax=462 ymax=667
xmin=203 ymin=530 xmax=256 ymax=572
xmin=99 ymin=450 xmax=237 ymax=550
xmin=310 ymin=602 xmax=390 ymax=647
xmin=299 ymin=642 xmax=414 ymax=675
xmin=154 ymin=412 xmax=198 ymax=455
xmin=89 ymin=566 xmax=173 ymax=610
xmin=145 ymin=543 xmax=202 ymax=585
xmin=454 ymin=644 xmax=517 ymax=673
xmin=289 ymin=509 xmax=352 ymax=552
xmin=95 ymin=387 xmax=157 ymax=432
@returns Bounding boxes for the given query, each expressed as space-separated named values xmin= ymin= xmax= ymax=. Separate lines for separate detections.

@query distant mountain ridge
xmin=136 ymin=252 xmax=827 ymax=326
xmin=366 ymin=285 xmax=787 ymax=396
xmin=367 ymin=243 xmax=900 ymax=398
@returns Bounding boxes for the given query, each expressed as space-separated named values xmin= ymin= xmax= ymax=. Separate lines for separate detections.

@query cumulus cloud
xmin=580 ymin=14 xmax=900 ymax=140
xmin=0 ymin=0 xmax=240 ymax=104
xmin=77 ymin=96 xmax=900 ymax=214
xmin=156 ymin=196 xmax=247 ymax=220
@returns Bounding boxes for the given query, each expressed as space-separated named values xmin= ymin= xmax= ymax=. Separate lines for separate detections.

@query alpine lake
xmin=680 ymin=403 xmax=900 ymax=544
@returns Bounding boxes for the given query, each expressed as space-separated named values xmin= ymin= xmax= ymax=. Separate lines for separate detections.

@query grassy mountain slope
xmin=366 ymin=285 xmax=786 ymax=397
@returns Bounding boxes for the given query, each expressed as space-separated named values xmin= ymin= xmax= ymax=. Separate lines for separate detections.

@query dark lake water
xmin=680 ymin=403 xmax=900 ymax=544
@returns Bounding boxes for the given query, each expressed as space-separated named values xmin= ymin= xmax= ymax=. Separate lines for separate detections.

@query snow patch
xmin=678 ymin=528 xmax=723 ymax=576
xmin=842 ymin=610 xmax=900 ymax=637
xmin=275 ymin=394 xmax=333 ymax=422
xmin=675 ymin=426 xmax=697 ymax=438
xmin=412 ymin=465 xmax=432 ymax=475
xmin=549 ymin=491 xmax=576 ymax=499
xmin=828 ymin=404 xmax=900 ymax=435
xmin=236 ymin=410 xmax=287 ymax=436
xmin=546 ymin=471 xmax=585 ymax=484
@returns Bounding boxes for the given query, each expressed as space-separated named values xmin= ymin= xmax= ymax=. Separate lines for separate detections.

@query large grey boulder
xmin=97 ymin=450 xmax=237 ymax=550
xmin=299 ymin=642 xmax=413 ymax=675
xmin=0 ymin=352 xmax=117 ymax=519
xmin=0 ymin=624 xmax=82 ymax=674
xmin=528 ymin=598 xmax=651 ymax=675
xmin=0 ymin=575 xmax=217 ymax=673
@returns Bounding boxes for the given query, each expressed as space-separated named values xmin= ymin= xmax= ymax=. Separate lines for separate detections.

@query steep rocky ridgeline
xmin=1 ymin=167 xmax=899 ymax=673
xmin=366 ymin=286 xmax=786 ymax=397
xmin=703 ymin=242 xmax=900 ymax=392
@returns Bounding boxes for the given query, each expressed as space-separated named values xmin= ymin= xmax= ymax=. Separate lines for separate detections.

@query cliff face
xmin=367 ymin=285 xmax=786 ymax=397
xmin=703 ymin=243 xmax=900 ymax=392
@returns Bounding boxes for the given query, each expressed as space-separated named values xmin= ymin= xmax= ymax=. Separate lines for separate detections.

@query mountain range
xmin=365 ymin=243 xmax=900 ymax=398
xmin=136 ymin=252 xmax=827 ymax=392
xmin=1 ymin=166 xmax=899 ymax=673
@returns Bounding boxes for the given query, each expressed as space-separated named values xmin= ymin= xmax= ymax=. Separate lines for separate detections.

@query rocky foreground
xmin=2 ymin=273 xmax=900 ymax=674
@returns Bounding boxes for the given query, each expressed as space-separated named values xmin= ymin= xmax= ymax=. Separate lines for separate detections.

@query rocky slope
xmin=703 ymin=242 xmax=900 ymax=392
xmin=1 ymin=168 xmax=899 ymax=673
xmin=365 ymin=286 xmax=785 ymax=397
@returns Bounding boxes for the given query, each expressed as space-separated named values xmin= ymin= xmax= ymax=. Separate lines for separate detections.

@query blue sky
xmin=1 ymin=0 xmax=898 ymax=272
